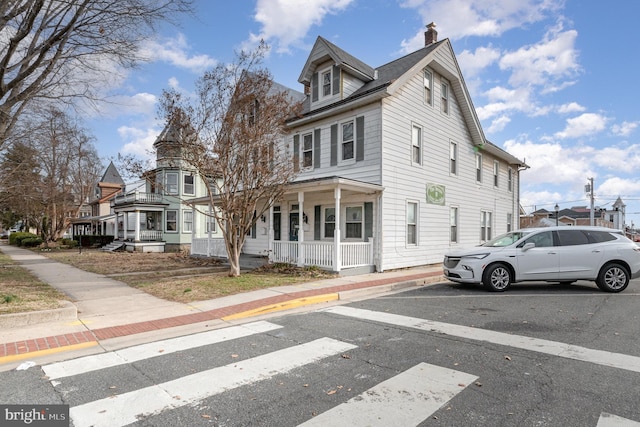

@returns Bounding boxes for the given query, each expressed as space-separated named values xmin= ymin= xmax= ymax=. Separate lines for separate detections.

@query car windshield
xmin=481 ymin=231 xmax=531 ymax=247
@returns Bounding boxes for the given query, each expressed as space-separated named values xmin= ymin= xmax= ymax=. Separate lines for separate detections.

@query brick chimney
xmin=425 ymin=22 xmax=437 ymax=45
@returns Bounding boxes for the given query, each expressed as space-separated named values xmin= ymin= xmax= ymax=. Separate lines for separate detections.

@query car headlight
xmin=463 ymin=253 xmax=490 ymax=260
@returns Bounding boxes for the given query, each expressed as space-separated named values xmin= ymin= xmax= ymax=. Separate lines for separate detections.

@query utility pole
xmin=585 ymin=177 xmax=595 ymax=226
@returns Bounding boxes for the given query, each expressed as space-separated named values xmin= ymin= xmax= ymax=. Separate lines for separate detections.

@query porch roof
xmin=187 ymin=176 xmax=384 ymax=205
xmin=69 ymin=214 xmax=115 ymax=224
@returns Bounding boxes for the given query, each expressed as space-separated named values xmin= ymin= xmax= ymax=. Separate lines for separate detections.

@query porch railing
xmin=191 ymin=237 xmax=228 ymax=258
xmin=271 ymin=239 xmax=373 ymax=270
xmin=112 ymin=192 xmax=163 ymax=205
xmin=116 ymin=230 xmax=163 ymax=241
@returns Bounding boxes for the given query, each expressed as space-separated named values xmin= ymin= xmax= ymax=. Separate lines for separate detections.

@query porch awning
xmin=187 ymin=176 xmax=384 ymax=205
xmin=69 ymin=214 xmax=115 ymax=224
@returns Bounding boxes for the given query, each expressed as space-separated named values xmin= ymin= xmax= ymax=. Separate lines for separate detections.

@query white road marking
xmin=43 ymin=321 xmax=281 ymax=380
xmin=298 ymin=362 xmax=477 ymax=426
xmin=323 ymin=306 xmax=640 ymax=373
xmin=69 ymin=337 xmax=356 ymax=427
xmin=597 ymin=413 xmax=640 ymax=426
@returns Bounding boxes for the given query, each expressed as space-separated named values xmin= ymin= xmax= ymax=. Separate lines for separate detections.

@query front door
xmin=289 ymin=213 xmax=299 ymax=241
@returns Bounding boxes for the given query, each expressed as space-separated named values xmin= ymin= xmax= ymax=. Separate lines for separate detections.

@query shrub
xmin=21 ymin=237 xmax=44 ymax=247
xmin=9 ymin=232 xmax=39 ymax=246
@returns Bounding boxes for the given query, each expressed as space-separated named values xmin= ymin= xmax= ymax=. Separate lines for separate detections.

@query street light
xmin=554 ymin=204 xmax=559 ymax=226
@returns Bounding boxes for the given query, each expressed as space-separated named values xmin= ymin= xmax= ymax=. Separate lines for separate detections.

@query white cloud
xmin=398 ymin=0 xmax=564 ymax=52
xmin=457 ymin=45 xmax=501 ymax=78
xmin=245 ymin=0 xmax=355 ymax=54
xmin=140 ymin=34 xmax=217 ymax=73
xmin=598 ymin=177 xmax=640 ymax=200
xmin=486 ymin=115 xmax=511 ymax=133
xmin=612 ymin=121 xmax=639 ymax=137
xmin=499 ymin=28 xmax=580 ymax=89
xmin=554 ymin=112 xmax=607 ymax=139
xmin=557 ymin=102 xmax=585 ymax=114
xmin=118 ymin=125 xmax=162 ymax=160
xmin=592 ymin=144 xmax=640 ymax=174
xmin=90 ymin=92 xmax=157 ymax=119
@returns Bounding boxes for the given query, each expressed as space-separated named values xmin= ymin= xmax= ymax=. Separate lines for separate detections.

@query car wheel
xmin=482 ymin=263 xmax=512 ymax=292
xmin=596 ymin=263 xmax=629 ymax=293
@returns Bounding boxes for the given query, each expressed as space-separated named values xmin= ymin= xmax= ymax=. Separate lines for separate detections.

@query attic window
xmin=322 ymin=69 xmax=332 ymax=97
xmin=424 ymin=69 xmax=433 ymax=105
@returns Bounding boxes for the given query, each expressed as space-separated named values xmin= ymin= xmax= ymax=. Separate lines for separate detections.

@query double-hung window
xmin=450 ymin=141 xmax=457 ymax=175
xmin=508 ymin=167 xmax=513 ymax=192
xmin=303 ymin=133 xmax=313 ymax=168
xmin=183 ymin=174 xmax=194 ymax=195
xmin=342 ymin=121 xmax=354 ymax=161
xmin=441 ymin=82 xmax=449 ymax=114
xmin=166 ymin=210 xmax=177 ymax=232
xmin=412 ymin=125 xmax=422 ymax=165
xmin=322 ymin=69 xmax=332 ymax=98
xmin=182 ymin=210 xmax=193 ymax=233
xmin=450 ymin=207 xmax=458 ymax=243
xmin=475 ymin=154 xmax=483 ymax=183
xmin=480 ymin=211 xmax=492 ymax=241
xmin=345 ymin=206 xmax=362 ymax=239
xmin=166 ymin=172 xmax=178 ymax=195
xmin=507 ymin=213 xmax=513 ymax=232
xmin=493 ymin=161 xmax=499 ymax=187
xmin=407 ymin=202 xmax=418 ymax=245
xmin=324 ymin=207 xmax=335 ymax=238
xmin=424 ymin=69 xmax=433 ymax=105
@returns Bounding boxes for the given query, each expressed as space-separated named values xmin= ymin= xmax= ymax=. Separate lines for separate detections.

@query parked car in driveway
xmin=443 ymin=226 xmax=640 ymax=292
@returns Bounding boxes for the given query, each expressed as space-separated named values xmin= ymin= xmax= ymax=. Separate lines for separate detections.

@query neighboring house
xmin=109 ymin=122 xmax=223 ymax=252
xmin=191 ymin=24 xmax=527 ymax=274
xmin=520 ymin=200 xmax=625 ymax=229
xmin=70 ymin=161 xmax=125 ymax=237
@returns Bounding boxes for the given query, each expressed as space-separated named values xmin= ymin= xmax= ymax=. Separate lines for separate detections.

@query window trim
xmin=183 ymin=173 xmax=195 ymax=196
xmin=345 ymin=205 xmax=363 ymax=239
xmin=475 ymin=153 xmax=483 ymax=183
xmin=493 ymin=160 xmax=499 ymax=188
xmin=450 ymin=206 xmax=459 ymax=243
xmin=507 ymin=212 xmax=513 ymax=233
xmin=411 ymin=124 xmax=422 ymax=165
xmin=407 ymin=201 xmax=418 ymax=246
xmin=423 ymin=69 xmax=433 ymax=106
xmin=320 ymin=67 xmax=332 ymax=99
xmin=302 ymin=132 xmax=313 ymax=168
xmin=340 ymin=119 xmax=355 ymax=163
xmin=166 ymin=172 xmax=178 ymax=195
xmin=480 ymin=210 xmax=492 ymax=241
xmin=508 ymin=167 xmax=513 ymax=192
xmin=165 ymin=210 xmax=178 ymax=233
xmin=441 ymin=81 xmax=449 ymax=115
xmin=182 ymin=209 xmax=193 ymax=233
xmin=323 ymin=207 xmax=336 ymax=239
xmin=450 ymin=140 xmax=457 ymax=175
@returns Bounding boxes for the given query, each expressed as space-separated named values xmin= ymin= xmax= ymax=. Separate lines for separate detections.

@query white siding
xmin=378 ymin=57 xmax=519 ymax=271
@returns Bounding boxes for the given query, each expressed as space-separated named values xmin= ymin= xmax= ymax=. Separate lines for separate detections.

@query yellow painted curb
xmin=0 ymin=341 xmax=98 ymax=365
xmin=222 ymin=293 xmax=340 ymax=321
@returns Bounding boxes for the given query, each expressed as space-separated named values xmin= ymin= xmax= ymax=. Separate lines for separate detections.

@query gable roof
xmin=298 ymin=36 xmax=376 ymax=84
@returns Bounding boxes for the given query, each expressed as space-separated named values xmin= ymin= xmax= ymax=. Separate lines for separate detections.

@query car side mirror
xmin=522 ymin=242 xmax=535 ymax=251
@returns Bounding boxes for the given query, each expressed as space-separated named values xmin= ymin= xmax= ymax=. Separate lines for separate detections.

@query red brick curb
xmin=0 ymin=271 xmax=441 ymax=359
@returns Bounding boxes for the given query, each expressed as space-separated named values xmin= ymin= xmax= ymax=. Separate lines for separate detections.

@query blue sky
xmin=84 ymin=0 xmax=640 ymax=226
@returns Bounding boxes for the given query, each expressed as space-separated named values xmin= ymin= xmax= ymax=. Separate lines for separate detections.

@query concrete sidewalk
xmin=0 ymin=242 xmax=444 ymax=368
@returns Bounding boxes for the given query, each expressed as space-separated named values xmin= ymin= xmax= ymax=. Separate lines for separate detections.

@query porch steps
xmin=100 ymin=241 xmax=125 ymax=252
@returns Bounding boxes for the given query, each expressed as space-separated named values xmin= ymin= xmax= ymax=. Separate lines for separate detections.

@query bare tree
xmin=1 ymin=107 xmax=102 ymax=241
xmin=159 ymin=43 xmax=303 ymax=276
xmin=0 ymin=0 xmax=194 ymax=149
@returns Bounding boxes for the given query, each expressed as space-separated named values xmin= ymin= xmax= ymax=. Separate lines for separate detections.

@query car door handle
xmin=592 ymin=249 xmax=601 ymax=253
xmin=547 ymin=251 xmax=557 ymax=255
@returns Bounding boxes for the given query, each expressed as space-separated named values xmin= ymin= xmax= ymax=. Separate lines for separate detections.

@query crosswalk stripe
xmin=298 ymin=362 xmax=477 ymax=426
xmin=69 ymin=337 xmax=357 ymax=427
xmin=43 ymin=321 xmax=282 ymax=380
xmin=597 ymin=413 xmax=640 ymax=426
xmin=323 ymin=306 xmax=640 ymax=374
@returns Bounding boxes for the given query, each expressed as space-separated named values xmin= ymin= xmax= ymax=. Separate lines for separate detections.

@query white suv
xmin=443 ymin=226 xmax=640 ymax=292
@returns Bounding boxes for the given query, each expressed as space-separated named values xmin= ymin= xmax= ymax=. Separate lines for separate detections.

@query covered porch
xmin=190 ymin=177 xmax=383 ymax=273
xmin=111 ymin=191 xmax=168 ymax=252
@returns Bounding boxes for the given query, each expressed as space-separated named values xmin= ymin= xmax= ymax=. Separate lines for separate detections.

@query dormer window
xmin=322 ymin=69 xmax=332 ymax=97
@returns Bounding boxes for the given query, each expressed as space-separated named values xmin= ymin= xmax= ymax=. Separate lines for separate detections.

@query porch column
xmin=268 ymin=203 xmax=274 ymax=263
xmin=297 ymin=191 xmax=304 ymax=267
xmin=334 ymin=187 xmax=342 ymax=272
xmin=207 ymin=204 xmax=212 ymax=257
xmin=191 ymin=205 xmax=196 ymax=256
xmin=114 ymin=214 xmax=119 ymax=240
xmin=134 ymin=210 xmax=141 ymax=241
xmin=123 ymin=212 xmax=128 ymax=241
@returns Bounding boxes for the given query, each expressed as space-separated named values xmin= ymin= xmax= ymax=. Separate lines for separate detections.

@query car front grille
xmin=444 ymin=256 xmax=461 ymax=269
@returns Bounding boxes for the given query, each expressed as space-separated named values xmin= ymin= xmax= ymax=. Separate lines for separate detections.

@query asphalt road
xmin=1 ymin=278 xmax=639 ymax=426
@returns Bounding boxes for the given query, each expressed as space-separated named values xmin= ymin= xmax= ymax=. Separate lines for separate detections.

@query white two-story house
xmin=191 ymin=24 xmax=526 ymax=273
